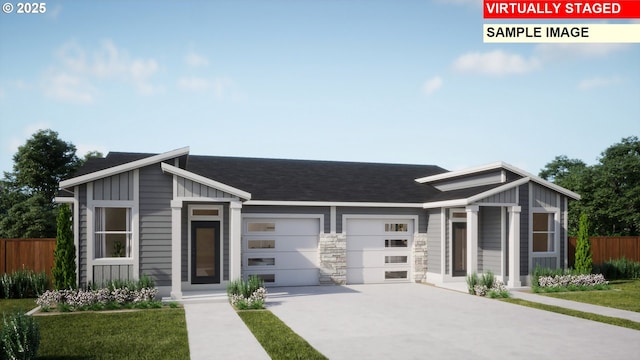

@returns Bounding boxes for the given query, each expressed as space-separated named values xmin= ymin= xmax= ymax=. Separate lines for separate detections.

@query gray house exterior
xmin=57 ymin=147 xmax=580 ymax=299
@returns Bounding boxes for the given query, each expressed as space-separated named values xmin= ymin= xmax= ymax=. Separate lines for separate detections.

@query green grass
xmin=540 ymin=280 xmax=640 ymax=312
xmin=238 ymin=310 xmax=328 ymax=360
xmin=503 ymin=298 xmax=640 ymax=331
xmin=35 ymin=309 xmax=190 ymax=360
xmin=0 ymin=298 xmax=38 ymax=314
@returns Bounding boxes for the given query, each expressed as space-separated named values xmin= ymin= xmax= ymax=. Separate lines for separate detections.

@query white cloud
xmin=177 ymin=76 xmax=210 ymax=92
xmin=578 ymin=76 xmax=623 ymax=91
xmin=422 ymin=76 xmax=443 ymax=95
xmin=44 ymin=39 xmax=163 ymax=102
xmin=452 ymin=50 xmax=540 ymax=75
xmin=185 ymin=52 xmax=209 ymax=67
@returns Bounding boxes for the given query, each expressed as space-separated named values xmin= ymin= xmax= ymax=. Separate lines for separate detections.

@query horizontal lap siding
xmin=242 ymin=206 xmax=331 ymax=234
xmin=139 ymin=165 xmax=173 ymax=286
xmin=336 ymin=207 xmax=426 ymax=233
xmin=479 ymin=207 xmax=502 ymax=275
xmin=426 ymin=209 xmax=441 ymax=274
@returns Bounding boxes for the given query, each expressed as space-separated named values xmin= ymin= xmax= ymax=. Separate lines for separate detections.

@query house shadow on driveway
xmin=265 ymin=285 xmax=360 ymax=307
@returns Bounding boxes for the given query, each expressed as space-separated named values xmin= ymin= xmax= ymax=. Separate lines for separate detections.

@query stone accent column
xmin=319 ymin=233 xmax=347 ymax=285
xmin=412 ymin=233 xmax=428 ymax=283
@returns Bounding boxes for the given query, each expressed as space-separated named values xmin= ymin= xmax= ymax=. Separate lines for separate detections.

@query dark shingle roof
xmin=73 ymin=152 xmax=153 ymax=177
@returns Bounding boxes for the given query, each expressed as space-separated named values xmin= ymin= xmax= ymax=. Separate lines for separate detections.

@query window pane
xmin=104 ymin=208 xmax=128 ymax=231
xmin=533 ymin=233 xmax=554 ymax=252
xmin=385 ymin=271 xmax=408 ymax=279
xmin=248 ymin=258 xmax=275 ymax=266
xmin=256 ymin=274 xmax=275 ymax=283
xmin=452 ymin=212 xmax=467 ymax=218
xmin=385 ymin=256 xmax=408 ymax=264
xmin=105 ymin=233 xmax=128 ymax=257
xmin=385 ymin=239 xmax=408 ymax=248
xmin=95 ymin=207 xmax=132 ymax=258
xmin=385 ymin=223 xmax=408 ymax=232
xmin=192 ymin=209 xmax=219 ymax=216
xmin=248 ymin=240 xmax=275 ymax=249
xmin=248 ymin=223 xmax=276 ymax=232
xmin=533 ymin=213 xmax=551 ymax=231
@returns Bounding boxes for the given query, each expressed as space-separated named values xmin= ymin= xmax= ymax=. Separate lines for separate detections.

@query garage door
xmin=242 ymin=217 xmax=320 ymax=286
xmin=346 ymin=218 xmax=413 ymax=284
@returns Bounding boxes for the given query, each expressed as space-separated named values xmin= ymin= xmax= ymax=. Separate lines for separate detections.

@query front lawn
xmin=36 ymin=309 xmax=189 ymax=360
xmin=540 ymin=279 xmax=640 ymax=312
xmin=238 ymin=310 xmax=328 ymax=360
xmin=0 ymin=298 xmax=38 ymax=314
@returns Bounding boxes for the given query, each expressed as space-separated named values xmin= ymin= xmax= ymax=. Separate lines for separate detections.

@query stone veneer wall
xmin=413 ymin=233 xmax=428 ymax=282
xmin=319 ymin=233 xmax=347 ymax=285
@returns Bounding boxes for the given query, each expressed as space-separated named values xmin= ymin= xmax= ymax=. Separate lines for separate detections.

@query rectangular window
xmin=385 ymin=256 xmax=408 ymax=264
xmin=95 ymin=207 xmax=132 ymax=258
xmin=385 ymin=239 xmax=408 ymax=248
xmin=256 ymin=274 xmax=275 ymax=283
xmin=385 ymin=271 xmax=408 ymax=279
xmin=532 ymin=213 xmax=555 ymax=252
xmin=192 ymin=209 xmax=219 ymax=216
xmin=385 ymin=223 xmax=408 ymax=232
xmin=248 ymin=240 xmax=276 ymax=249
xmin=248 ymin=258 xmax=275 ymax=266
xmin=248 ymin=223 xmax=276 ymax=232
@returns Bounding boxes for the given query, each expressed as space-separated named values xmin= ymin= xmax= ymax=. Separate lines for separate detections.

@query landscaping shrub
xmin=227 ymin=276 xmax=267 ymax=309
xmin=533 ymin=266 xmax=609 ymax=292
xmin=595 ymin=258 xmax=640 ymax=280
xmin=52 ymin=203 xmax=77 ymax=290
xmin=466 ymin=271 xmax=510 ymax=298
xmin=574 ymin=213 xmax=592 ymax=274
xmin=1 ymin=312 xmax=40 ymax=360
xmin=0 ymin=270 xmax=48 ymax=299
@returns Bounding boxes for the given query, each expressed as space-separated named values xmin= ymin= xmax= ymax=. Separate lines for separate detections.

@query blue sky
xmin=1 ymin=0 xmax=638 ymax=177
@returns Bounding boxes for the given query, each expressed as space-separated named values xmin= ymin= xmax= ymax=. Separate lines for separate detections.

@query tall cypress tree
xmin=574 ymin=213 xmax=592 ymax=274
xmin=52 ymin=204 xmax=76 ymax=289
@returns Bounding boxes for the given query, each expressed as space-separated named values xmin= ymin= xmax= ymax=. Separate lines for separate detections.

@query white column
xmin=170 ymin=200 xmax=183 ymax=300
xmin=508 ymin=206 xmax=522 ymax=288
xmin=466 ymin=205 xmax=479 ymax=275
xmin=229 ymin=201 xmax=243 ymax=281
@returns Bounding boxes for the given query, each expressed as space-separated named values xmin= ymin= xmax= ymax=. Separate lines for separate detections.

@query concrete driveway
xmin=267 ymin=283 xmax=639 ymax=360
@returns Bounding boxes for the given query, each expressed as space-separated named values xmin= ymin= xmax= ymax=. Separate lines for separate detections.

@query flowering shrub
xmin=537 ymin=274 xmax=608 ymax=288
xmin=36 ymin=287 xmax=159 ymax=312
xmin=227 ymin=276 xmax=267 ymax=310
xmin=466 ymin=271 xmax=510 ymax=298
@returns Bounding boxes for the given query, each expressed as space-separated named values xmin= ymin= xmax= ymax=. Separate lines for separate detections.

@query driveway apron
xmin=267 ymin=284 xmax=639 ymax=360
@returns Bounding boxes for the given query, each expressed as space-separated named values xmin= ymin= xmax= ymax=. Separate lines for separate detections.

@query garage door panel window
xmin=255 ymin=274 xmax=275 ymax=283
xmin=385 ymin=223 xmax=408 ymax=232
xmin=248 ymin=240 xmax=276 ymax=249
xmin=385 ymin=239 xmax=408 ymax=248
xmin=247 ymin=222 xmax=276 ymax=232
xmin=248 ymin=258 xmax=275 ymax=266
xmin=385 ymin=255 xmax=408 ymax=264
xmin=385 ymin=271 xmax=408 ymax=279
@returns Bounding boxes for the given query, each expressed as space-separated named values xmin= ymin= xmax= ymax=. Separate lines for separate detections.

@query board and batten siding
xmin=336 ymin=207 xmax=426 ymax=233
xmin=242 ymin=205 xmax=331 ymax=234
xmin=139 ymin=164 xmax=173 ymax=287
xmin=532 ymin=183 xmax=558 ymax=208
xmin=78 ymin=184 xmax=88 ymax=287
xmin=477 ymin=188 xmax=517 ymax=204
xmin=425 ymin=209 xmax=442 ymax=274
xmin=176 ymin=177 xmax=239 ymax=199
xmin=93 ymin=265 xmax=133 ymax=285
xmin=92 ymin=171 xmax=134 ymax=201
xmin=532 ymin=257 xmax=557 ymax=269
xmin=478 ymin=207 xmax=502 ymax=275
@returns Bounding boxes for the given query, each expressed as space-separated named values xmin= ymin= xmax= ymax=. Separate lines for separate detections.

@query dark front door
xmin=191 ymin=221 xmax=220 ymax=284
xmin=452 ymin=222 xmax=467 ymax=277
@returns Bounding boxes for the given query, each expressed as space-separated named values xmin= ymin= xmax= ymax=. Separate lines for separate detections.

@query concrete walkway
xmin=183 ymin=301 xmax=269 ymax=360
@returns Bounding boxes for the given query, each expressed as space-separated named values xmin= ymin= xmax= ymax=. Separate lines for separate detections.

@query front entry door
xmin=452 ymin=222 xmax=467 ymax=276
xmin=191 ymin=221 xmax=220 ymax=284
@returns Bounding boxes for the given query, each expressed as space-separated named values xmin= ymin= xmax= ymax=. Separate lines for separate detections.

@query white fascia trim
xmin=244 ymin=200 xmax=425 ymax=208
xmin=54 ymin=196 xmax=75 ymax=203
xmin=422 ymin=199 xmax=467 ymax=209
xmin=415 ymin=161 xmax=581 ymax=200
xmin=60 ymin=147 xmax=190 ymax=189
xmin=467 ymin=177 xmax=530 ymax=203
xmin=161 ymin=162 xmax=251 ymax=200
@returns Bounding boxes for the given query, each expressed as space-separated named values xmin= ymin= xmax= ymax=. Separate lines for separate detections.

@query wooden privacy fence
xmin=568 ymin=236 xmax=640 ymax=266
xmin=0 ymin=238 xmax=56 ymax=277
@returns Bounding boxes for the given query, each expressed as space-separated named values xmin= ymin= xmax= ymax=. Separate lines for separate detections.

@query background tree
xmin=52 ymin=204 xmax=76 ymax=289
xmin=539 ymin=136 xmax=640 ymax=236
xmin=574 ymin=213 xmax=592 ymax=274
xmin=0 ymin=129 xmax=81 ymax=238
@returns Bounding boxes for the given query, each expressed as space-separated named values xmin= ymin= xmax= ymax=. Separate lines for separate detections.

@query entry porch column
xmin=170 ymin=200 xmax=183 ymax=300
xmin=229 ymin=201 xmax=243 ymax=281
xmin=466 ymin=205 xmax=479 ymax=275
xmin=508 ymin=206 xmax=522 ymax=288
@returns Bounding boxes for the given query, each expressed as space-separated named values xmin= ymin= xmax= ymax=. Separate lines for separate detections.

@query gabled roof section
xmin=423 ymin=177 xmax=530 ymax=209
xmin=416 ymin=161 xmax=580 ymax=200
xmin=161 ymin=163 xmax=252 ymax=200
xmin=60 ymin=147 xmax=190 ymax=189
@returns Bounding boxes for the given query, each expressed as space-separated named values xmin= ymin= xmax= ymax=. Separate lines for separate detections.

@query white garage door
xmin=346 ymin=218 xmax=413 ymax=284
xmin=242 ymin=217 xmax=320 ymax=286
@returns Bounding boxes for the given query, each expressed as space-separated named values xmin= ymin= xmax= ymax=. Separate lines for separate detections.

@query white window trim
xmin=531 ymin=206 xmax=560 ymax=257
xmin=446 ymin=208 xmax=467 ymax=281
xmin=241 ymin=213 xmax=325 ymax=236
xmin=86 ymin=170 xmax=139 ymax=284
xmin=187 ymin=204 xmax=224 ymax=284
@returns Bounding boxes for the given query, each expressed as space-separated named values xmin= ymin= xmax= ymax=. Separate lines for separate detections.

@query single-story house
xmin=56 ymin=147 xmax=580 ymax=299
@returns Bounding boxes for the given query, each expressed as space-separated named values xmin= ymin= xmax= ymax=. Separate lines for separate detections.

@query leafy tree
xmin=52 ymin=204 xmax=76 ymax=289
xmin=574 ymin=213 xmax=592 ymax=274
xmin=0 ymin=129 xmax=81 ymax=238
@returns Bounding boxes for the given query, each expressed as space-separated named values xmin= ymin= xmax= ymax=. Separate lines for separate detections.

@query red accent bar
xmin=484 ymin=1 xmax=640 ymax=18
